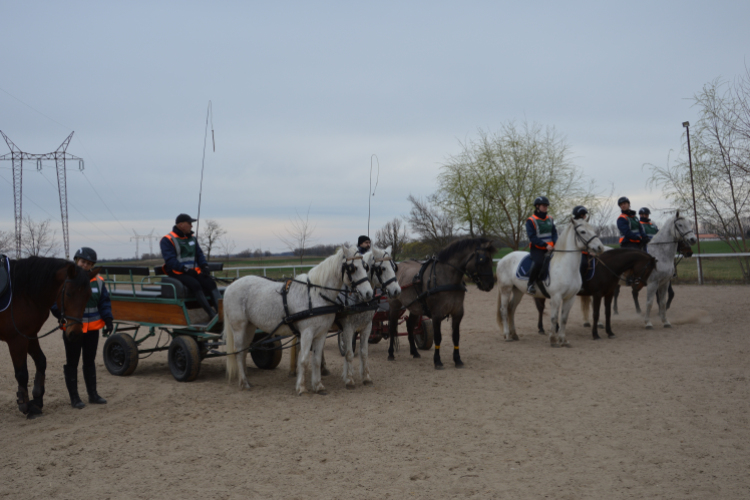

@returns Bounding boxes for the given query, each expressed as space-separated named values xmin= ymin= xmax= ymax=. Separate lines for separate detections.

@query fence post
xmin=264 ymin=268 xmax=267 ymax=277
xmin=696 ymin=257 xmax=703 ymax=285
xmin=293 ymin=267 xmax=297 ymax=277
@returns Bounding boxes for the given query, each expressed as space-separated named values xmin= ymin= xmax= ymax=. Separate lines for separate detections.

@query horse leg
xmin=644 ymin=282 xmax=658 ymax=329
xmin=28 ymin=339 xmax=47 ymax=412
xmin=497 ymin=287 xmax=513 ymax=341
xmin=359 ymin=321 xmax=374 ymax=385
xmin=591 ymin=295 xmax=601 ymax=340
xmin=296 ymin=331 xmax=314 ymax=395
xmin=535 ymin=297 xmax=547 ymax=333
xmin=406 ymin=314 xmax=420 ymax=358
xmin=613 ymin=284 xmax=620 ymax=315
xmin=658 ymin=283 xmax=671 ymax=327
xmin=666 ymin=282 xmax=675 ymax=310
xmin=237 ymin=322 xmax=254 ymax=390
xmin=508 ymin=288 xmax=523 ymax=340
xmin=604 ymin=293 xmax=615 ymax=338
xmin=320 ymin=350 xmax=330 ymax=377
xmin=342 ymin=324 xmax=356 ymax=389
xmin=433 ymin=318 xmax=444 ymax=370
xmin=580 ymin=295 xmax=591 ymax=327
xmin=310 ymin=334 xmax=327 ymax=394
xmin=557 ymin=296 xmax=575 ymax=347
xmin=632 ymin=286 xmax=641 ymax=314
xmin=288 ymin=338 xmax=298 ymax=378
xmin=8 ymin=341 xmax=34 ymax=416
xmin=451 ymin=311 xmax=464 ymax=368
xmin=387 ymin=304 xmax=400 ymax=361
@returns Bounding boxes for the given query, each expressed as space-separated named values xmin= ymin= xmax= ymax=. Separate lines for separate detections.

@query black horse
xmin=0 ymin=256 xmax=96 ymax=418
xmin=534 ymin=249 xmax=656 ymax=339
xmin=387 ymin=238 xmax=496 ymax=369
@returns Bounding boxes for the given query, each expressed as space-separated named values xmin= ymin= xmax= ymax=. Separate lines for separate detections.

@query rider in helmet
xmin=617 ymin=197 xmax=646 ymax=250
xmin=638 ymin=207 xmax=659 ymax=250
xmin=572 ymin=206 xmax=592 ymax=278
xmin=525 ymin=196 xmax=557 ymax=294
xmin=55 ymin=247 xmax=111 ymax=409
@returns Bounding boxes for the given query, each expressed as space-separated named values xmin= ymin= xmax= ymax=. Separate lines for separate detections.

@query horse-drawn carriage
xmin=100 ymin=263 xmax=283 ymax=382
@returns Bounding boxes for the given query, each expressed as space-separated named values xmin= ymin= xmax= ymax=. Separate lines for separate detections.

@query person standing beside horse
xmin=617 ymin=197 xmax=646 ymax=250
xmin=53 ymin=247 xmax=111 ymax=409
xmin=160 ymin=213 xmax=220 ymax=320
xmin=526 ymin=196 xmax=558 ymax=295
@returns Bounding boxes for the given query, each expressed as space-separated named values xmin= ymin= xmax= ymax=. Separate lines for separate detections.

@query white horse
xmin=338 ymin=246 xmax=402 ymax=389
xmin=224 ymin=246 xmax=374 ymax=395
xmin=642 ymin=211 xmax=697 ymax=328
xmin=495 ymin=219 xmax=606 ymax=347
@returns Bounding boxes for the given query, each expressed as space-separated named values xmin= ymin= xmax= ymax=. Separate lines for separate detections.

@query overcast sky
xmin=2 ymin=1 xmax=749 ymax=258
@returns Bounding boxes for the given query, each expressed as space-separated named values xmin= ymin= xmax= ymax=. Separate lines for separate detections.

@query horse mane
xmin=10 ymin=256 xmax=71 ymax=299
xmin=306 ymin=247 xmax=344 ymax=285
xmin=436 ymin=237 xmax=496 ymax=262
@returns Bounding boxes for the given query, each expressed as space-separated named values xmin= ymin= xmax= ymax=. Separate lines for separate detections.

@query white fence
xmin=681 ymin=253 xmax=750 ymax=285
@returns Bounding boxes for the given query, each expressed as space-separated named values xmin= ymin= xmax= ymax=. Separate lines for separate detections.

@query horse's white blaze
xmin=339 ymin=246 xmax=401 ymax=388
xmin=495 ymin=219 xmax=606 ymax=346
xmin=643 ymin=212 xmax=697 ymax=328
xmin=223 ymin=246 xmax=373 ymax=394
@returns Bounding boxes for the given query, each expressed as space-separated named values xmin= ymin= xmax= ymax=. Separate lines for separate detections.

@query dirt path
xmin=1 ymin=285 xmax=749 ymax=499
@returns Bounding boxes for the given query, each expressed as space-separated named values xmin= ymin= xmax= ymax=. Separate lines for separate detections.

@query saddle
xmin=515 ymin=254 xmax=551 ymax=283
xmin=0 ymin=254 xmax=11 ymax=313
xmin=580 ymin=254 xmax=596 ymax=282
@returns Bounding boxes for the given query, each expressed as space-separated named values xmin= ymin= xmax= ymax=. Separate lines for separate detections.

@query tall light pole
xmin=683 ymin=121 xmax=703 ymax=284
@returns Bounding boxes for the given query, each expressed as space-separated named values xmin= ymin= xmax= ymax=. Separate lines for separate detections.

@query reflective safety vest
xmin=528 ymin=214 xmax=555 ymax=250
xmin=618 ymin=213 xmax=642 ymax=244
xmin=640 ymin=220 xmax=658 ymax=237
xmin=64 ymin=276 xmax=106 ymax=333
xmin=163 ymin=231 xmax=201 ymax=274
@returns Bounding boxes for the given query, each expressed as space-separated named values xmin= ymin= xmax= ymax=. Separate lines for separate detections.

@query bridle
xmin=648 ymin=216 xmax=696 ymax=246
xmin=342 ymin=255 xmax=370 ymax=291
xmin=11 ymin=277 xmax=85 ymax=340
xmin=573 ymin=221 xmax=600 ymax=254
xmin=440 ymin=250 xmax=494 ymax=289
xmin=370 ymin=253 xmax=399 ymax=289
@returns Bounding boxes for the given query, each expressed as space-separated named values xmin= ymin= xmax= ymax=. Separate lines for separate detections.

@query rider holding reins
xmin=617 ymin=197 xmax=646 ymax=250
xmin=526 ymin=196 xmax=558 ymax=295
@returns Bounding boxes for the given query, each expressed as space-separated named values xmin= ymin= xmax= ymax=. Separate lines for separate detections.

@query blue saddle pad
xmin=0 ymin=255 xmax=11 ymax=313
xmin=580 ymin=255 xmax=596 ymax=282
xmin=515 ymin=254 xmax=550 ymax=282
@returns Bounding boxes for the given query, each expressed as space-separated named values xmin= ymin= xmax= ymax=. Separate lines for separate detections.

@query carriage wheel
xmin=103 ymin=333 xmax=139 ymax=376
xmin=168 ymin=335 xmax=202 ymax=382
xmin=250 ymin=333 xmax=283 ymax=370
xmin=414 ymin=318 xmax=434 ymax=350
xmin=337 ymin=331 xmax=357 ymax=356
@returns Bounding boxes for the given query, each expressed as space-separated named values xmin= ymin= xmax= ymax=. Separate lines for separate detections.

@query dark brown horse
xmin=533 ymin=249 xmax=656 ymax=339
xmin=613 ymin=239 xmax=693 ymax=314
xmin=387 ymin=238 xmax=496 ymax=369
xmin=0 ymin=256 xmax=95 ymax=418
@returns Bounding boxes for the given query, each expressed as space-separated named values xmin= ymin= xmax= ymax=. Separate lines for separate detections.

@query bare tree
xmin=0 ymin=230 xmax=13 ymax=255
xmin=277 ymin=205 xmax=316 ymax=263
xmin=219 ymin=238 xmax=236 ymax=261
xmin=375 ymin=217 xmax=410 ymax=260
xmin=406 ymin=194 xmax=455 ymax=254
xmin=197 ymin=219 xmax=227 ymax=262
xmin=21 ymin=216 xmax=59 ymax=257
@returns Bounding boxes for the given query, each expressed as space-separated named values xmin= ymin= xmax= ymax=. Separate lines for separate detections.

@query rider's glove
xmin=104 ymin=319 xmax=113 ymax=336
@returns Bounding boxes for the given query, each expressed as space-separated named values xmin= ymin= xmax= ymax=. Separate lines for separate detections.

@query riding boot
xmin=63 ymin=364 xmax=85 ymax=409
xmin=209 ymin=288 xmax=223 ymax=313
xmin=195 ymin=290 xmax=217 ymax=321
xmin=526 ymin=262 xmax=538 ymax=294
xmin=83 ymin=365 xmax=107 ymax=404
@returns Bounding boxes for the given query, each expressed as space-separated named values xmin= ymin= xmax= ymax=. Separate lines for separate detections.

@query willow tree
xmin=437 ymin=122 xmax=595 ymax=249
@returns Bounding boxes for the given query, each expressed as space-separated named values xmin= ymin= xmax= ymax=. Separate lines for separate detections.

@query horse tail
xmin=224 ymin=307 xmax=238 ymax=384
xmin=580 ymin=295 xmax=590 ymax=320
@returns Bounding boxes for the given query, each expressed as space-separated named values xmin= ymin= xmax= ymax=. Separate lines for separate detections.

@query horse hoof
xmin=321 ymin=368 xmax=331 ymax=377
xmin=561 ymin=342 xmax=571 ymax=348
xmin=645 ymin=325 xmax=653 ymax=330
xmin=411 ymin=352 xmax=421 ymax=359
xmin=583 ymin=322 xmax=591 ymax=328
xmin=607 ymin=334 xmax=616 ymax=339
xmin=455 ymin=362 xmax=464 ymax=369
xmin=537 ymin=330 xmax=545 ymax=335
xmin=505 ymin=338 xmax=514 ymax=342
xmin=387 ymin=356 xmax=395 ymax=362
xmin=550 ymin=343 xmax=560 ymax=348
xmin=434 ymin=364 xmax=444 ymax=370
xmin=363 ymin=380 xmax=373 ymax=386
xmin=26 ymin=412 xmax=43 ymax=420
xmin=317 ymin=391 xmax=328 ymax=396
xmin=592 ymin=335 xmax=600 ymax=340
xmin=345 ymin=383 xmax=356 ymax=390
xmin=663 ymin=324 xmax=672 ymax=328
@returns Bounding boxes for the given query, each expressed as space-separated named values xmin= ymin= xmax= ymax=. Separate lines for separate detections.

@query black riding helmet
xmin=533 ymin=196 xmax=550 ymax=207
xmin=572 ymin=205 xmax=588 ymax=219
xmin=617 ymin=196 xmax=630 ymax=206
xmin=74 ymin=247 xmax=97 ymax=264
xmin=638 ymin=207 xmax=651 ymax=216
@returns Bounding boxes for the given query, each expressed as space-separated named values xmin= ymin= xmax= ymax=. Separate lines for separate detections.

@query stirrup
xmin=526 ymin=284 xmax=536 ymax=295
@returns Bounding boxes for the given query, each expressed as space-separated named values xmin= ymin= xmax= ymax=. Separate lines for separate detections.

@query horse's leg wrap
xmin=433 ymin=320 xmax=443 ymax=369
xmin=452 ymin=314 xmax=463 ymax=368
xmin=30 ymin=344 xmax=47 ymax=409
xmin=14 ymin=364 xmax=30 ymax=415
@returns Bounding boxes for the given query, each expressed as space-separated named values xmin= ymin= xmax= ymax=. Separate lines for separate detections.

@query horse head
xmin=54 ymin=263 xmax=96 ymax=342
xmin=465 ymin=240 xmax=496 ymax=292
xmin=572 ymin=219 xmax=607 ymax=255
xmin=370 ymin=245 xmax=402 ymax=298
xmin=673 ymin=210 xmax=698 ymax=246
xmin=342 ymin=246 xmax=373 ymax=301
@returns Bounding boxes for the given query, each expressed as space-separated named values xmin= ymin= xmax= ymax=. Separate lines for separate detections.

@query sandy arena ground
xmin=1 ymin=284 xmax=749 ymax=499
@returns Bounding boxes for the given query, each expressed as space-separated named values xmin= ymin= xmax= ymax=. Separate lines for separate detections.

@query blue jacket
xmin=617 ymin=211 xmax=646 ymax=244
xmin=526 ymin=212 xmax=558 ymax=249
xmin=160 ymin=226 xmax=208 ymax=274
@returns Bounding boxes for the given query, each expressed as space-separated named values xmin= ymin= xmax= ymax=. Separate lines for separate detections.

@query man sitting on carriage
xmin=526 ymin=196 xmax=558 ymax=295
xmin=357 ymin=235 xmax=371 ymax=255
xmin=160 ymin=213 xmax=221 ymax=320
xmin=638 ymin=207 xmax=658 ymax=250
xmin=617 ymin=196 xmax=646 ymax=250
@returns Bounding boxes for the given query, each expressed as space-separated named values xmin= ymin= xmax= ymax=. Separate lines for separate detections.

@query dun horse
xmin=0 ymin=256 xmax=96 ymax=417
xmin=224 ymin=246 xmax=373 ymax=395
xmin=533 ymin=248 xmax=656 ymax=339
xmin=387 ymin=238 xmax=496 ymax=369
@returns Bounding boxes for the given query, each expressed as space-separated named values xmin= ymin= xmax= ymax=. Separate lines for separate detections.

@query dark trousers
xmin=63 ymin=330 xmax=100 ymax=371
xmin=529 ymin=247 xmax=547 ymax=266
xmin=168 ymin=271 xmax=217 ymax=296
